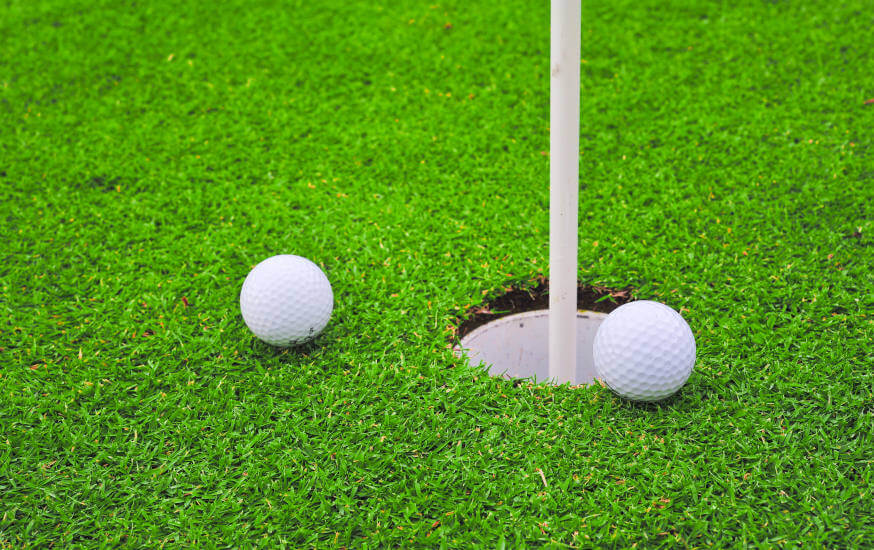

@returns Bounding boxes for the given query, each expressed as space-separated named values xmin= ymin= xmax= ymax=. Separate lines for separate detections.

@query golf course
xmin=1 ymin=0 xmax=872 ymax=546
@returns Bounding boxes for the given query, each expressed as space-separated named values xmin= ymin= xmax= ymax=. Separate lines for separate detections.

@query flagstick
xmin=548 ymin=0 xmax=581 ymax=385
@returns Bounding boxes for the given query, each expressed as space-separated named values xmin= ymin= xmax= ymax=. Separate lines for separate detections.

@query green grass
xmin=2 ymin=0 xmax=873 ymax=547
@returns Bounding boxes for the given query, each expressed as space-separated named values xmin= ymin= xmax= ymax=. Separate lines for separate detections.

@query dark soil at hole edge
xmin=452 ymin=276 xmax=635 ymax=341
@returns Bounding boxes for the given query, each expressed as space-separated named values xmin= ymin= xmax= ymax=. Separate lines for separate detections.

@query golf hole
xmin=452 ymin=279 xmax=633 ymax=385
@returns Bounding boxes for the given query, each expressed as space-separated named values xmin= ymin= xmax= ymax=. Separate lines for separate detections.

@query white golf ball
xmin=593 ymin=300 xmax=695 ymax=402
xmin=239 ymin=255 xmax=333 ymax=347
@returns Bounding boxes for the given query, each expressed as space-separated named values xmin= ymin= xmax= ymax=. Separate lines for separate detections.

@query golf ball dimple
xmin=593 ymin=300 xmax=695 ymax=402
xmin=240 ymin=255 xmax=333 ymax=347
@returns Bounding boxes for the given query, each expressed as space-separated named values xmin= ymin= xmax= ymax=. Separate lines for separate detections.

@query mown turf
xmin=1 ymin=0 xmax=873 ymax=547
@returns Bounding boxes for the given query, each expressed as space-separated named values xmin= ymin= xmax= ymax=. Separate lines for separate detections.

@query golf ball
xmin=239 ymin=255 xmax=333 ymax=347
xmin=593 ymin=300 xmax=695 ymax=402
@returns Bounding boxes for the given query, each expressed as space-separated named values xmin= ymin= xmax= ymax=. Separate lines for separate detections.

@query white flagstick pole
xmin=549 ymin=0 xmax=581 ymax=385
